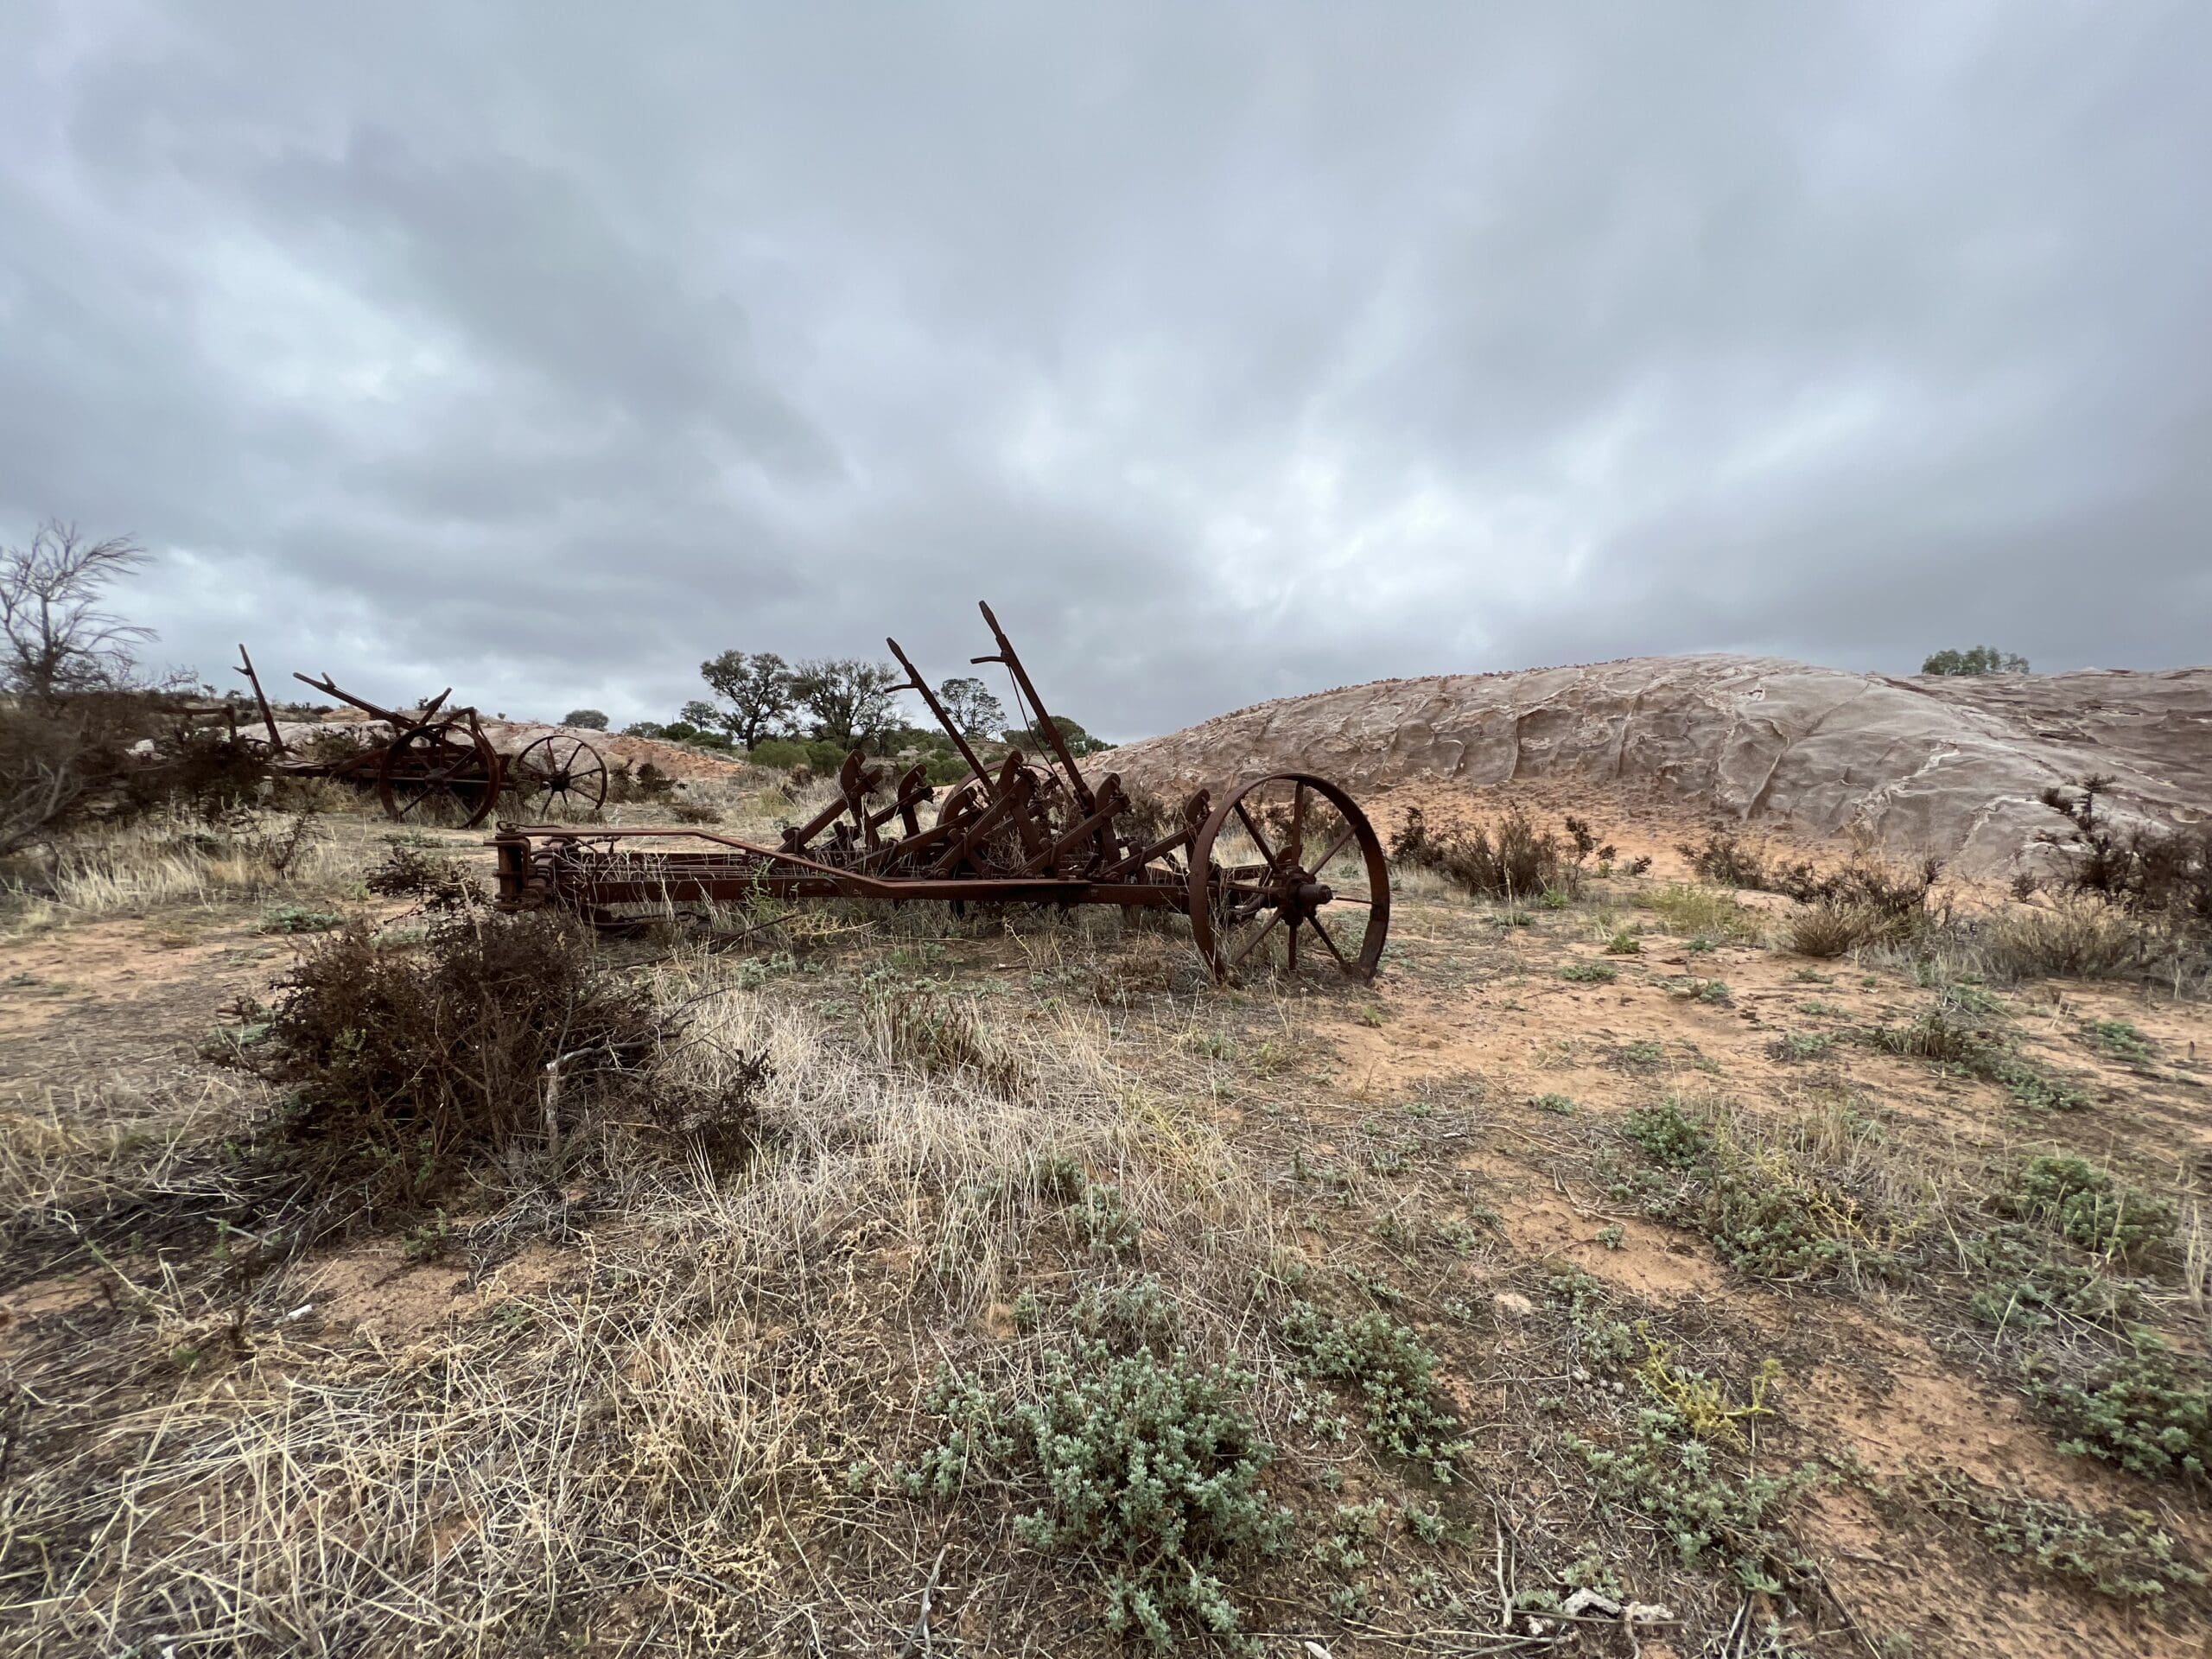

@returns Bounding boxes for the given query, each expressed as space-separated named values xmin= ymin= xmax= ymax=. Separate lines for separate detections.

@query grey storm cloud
xmin=2 ymin=2 xmax=2207 ymax=737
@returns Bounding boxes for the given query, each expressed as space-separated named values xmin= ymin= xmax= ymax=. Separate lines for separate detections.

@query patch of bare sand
xmin=1491 ymin=1194 xmax=1732 ymax=1301
xmin=298 ymin=1240 xmax=570 ymax=1344
xmin=0 ymin=919 xmax=277 ymax=1097
xmin=1798 ymin=1483 xmax=2182 ymax=1659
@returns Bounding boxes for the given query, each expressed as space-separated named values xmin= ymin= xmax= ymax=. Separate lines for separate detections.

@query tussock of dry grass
xmin=1 ymin=810 xmax=377 ymax=935
xmin=1630 ymin=880 xmax=1766 ymax=943
xmin=5 ymin=967 xmax=1282 ymax=1652
xmin=0 ymin=1079 xmax=254 ymax=1226
xmin=1975 ymin=896 xmax=2158 ymax=982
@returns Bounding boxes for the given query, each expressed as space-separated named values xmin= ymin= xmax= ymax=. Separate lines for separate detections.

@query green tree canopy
xmin=1922 ymin=645 xmax=2029 ymax=677
xmin=1003 ymin=714 xmax=1115 ymax=757
xmin=697 ymin=650 xmax=798 ymax=746
xmin=936 ymin=675 xmax=1006 ymax=740
xmin=791 ymin=658 xmax=905 ymax=749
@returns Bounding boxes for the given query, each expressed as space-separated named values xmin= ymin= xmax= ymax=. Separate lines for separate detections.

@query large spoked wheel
xmin=378 ymin=724 xmax=504 ymax=827
xmin=1188 ymin=772 xmax=1390 ymax=982
xmin=512 ymin=734 xmax=608 ymax=817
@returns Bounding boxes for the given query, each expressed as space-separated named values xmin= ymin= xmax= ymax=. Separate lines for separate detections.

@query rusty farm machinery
xmin=233 ymin=646 xmax=609 ymax=827
xmin=492 ymin=603 xmax=1391 ymax=982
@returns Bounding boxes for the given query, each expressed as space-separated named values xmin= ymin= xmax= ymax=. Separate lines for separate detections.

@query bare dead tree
xmin=0 ymin=522 xmax=163 ymax=855
xmin=1 ymin=520 xmax=154 ymax=706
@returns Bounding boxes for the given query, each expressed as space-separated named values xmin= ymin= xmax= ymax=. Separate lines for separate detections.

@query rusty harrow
xmin=234 ymin=646 xmax=607 ymax=826
xmin=492 ymin=603 xmax=1390 ymax=981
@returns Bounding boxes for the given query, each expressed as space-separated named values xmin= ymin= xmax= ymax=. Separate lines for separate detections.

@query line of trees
xmin=618 ymin=650 xmax=1113 ymax=778
xmin=1922 ymin=645 xmax=2030 ymax=677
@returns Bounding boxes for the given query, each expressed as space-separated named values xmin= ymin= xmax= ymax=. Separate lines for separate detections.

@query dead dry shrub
xmin=2038 ymin=777 xmax=2212 ymax=923
xmin=604 ymin=759 xmax=677 ymax=804
xmin=2 ymin=696 xmax=270 ymax=858
xmin=6 ymin=979 xmax=1263 ymax=1654
xmin=1785 ymin=903 xmax=1881 ymax=959
xmin=2024 ymin=779 xmax=2212 ymax=985
xmin=1979 ymin=896 xmax=2154 ymax=982
xmin=232 ymin=909 xmax=676 ymax=1212
xmin=1390 ymin=803 xmax=1590 ymax=900
xmin=868 ymin=983 xmax=1026 ymax=1094
xmin=1683 ymin=831 xmax=1941 ymax=934
xmin=1679 ymin=831 xmax=1788 ymax=891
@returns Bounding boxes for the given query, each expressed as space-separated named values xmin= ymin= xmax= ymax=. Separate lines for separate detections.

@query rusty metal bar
xmin=234 ymin=645 xmax=285 ymax=753
xmin=970 ymin=601 xmax=1097 ymax=818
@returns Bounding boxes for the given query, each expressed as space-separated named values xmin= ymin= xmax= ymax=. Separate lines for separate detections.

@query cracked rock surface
xmin=1099 ymin=656 xmax=2211 ymax=877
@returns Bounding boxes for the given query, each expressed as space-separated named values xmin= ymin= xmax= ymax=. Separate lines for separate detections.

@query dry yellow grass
xmin=3 ymin=792 xmax=2209 ymax=1656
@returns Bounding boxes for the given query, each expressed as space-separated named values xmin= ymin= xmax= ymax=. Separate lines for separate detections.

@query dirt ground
xmin=2 ymin=789 xmax=2208 ymax=1657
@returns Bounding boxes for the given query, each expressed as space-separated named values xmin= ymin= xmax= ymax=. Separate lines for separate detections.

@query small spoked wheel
xmin=1188 ymin=772 xmax=1390 ymax=981
xmin=512 ymin=734 xmax=609 ymax=817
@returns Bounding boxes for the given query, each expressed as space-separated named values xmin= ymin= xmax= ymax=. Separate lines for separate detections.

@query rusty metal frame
xmin=235 ymin=645 xmax=508 ymax=828
xmin=491 ymin=603 xmax=1390 ymax=980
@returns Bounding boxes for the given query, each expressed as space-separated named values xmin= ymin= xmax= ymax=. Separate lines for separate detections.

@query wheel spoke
xmin=1305 ymin=912 xmax=1353 ymax=971
xmin=1233 ymin=801 xmax=1281 ymax=869
xmin=1313 ymin=823 xmax=1357 ymax=874
xmin=1288 ymin=783 xmax=1307 ymax=871
xmin=1228 ymin=908 xmax=1285 ymax=969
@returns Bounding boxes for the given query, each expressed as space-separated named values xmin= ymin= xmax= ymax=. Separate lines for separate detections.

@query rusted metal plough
xmin=235 ymin=646 xmax=607 ymax=826
xmin=492 ymin=603 xmax=1390 ymax=981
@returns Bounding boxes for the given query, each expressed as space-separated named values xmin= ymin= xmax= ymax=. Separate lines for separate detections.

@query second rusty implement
xmin=493 ymin=603 xmax=1390 ymax=981
xmin=235 ymin=646 xmax=610 ymax=825
xmin=235 ymin=646 xmax=506 ymax=827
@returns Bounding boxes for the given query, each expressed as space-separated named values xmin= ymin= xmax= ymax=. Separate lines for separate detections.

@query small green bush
xmin=1281 ymin=1302 xmax=1465 ymax=1479
xmin=1999 ymin=1154 xmax=2175 ymax=1260
xmin=2031 ymin=1341 xmax=2212 ymax=1482
xmin=1865 ymin=1004 xmax=2091 ymax=1112
xmin=1560 ymin=961 xmax=1618 ymax=983
xmin=744 ymin=736 xmax=810 ymax=770
xmin=1071 ymin=1276 xmax=1176 ymax=1349
xmin=2082 ymin=1019 xmax=2155 ymax=1066
xmin=1768 ymin=1032 xmax=1836 ymax=1063
xmin=1668 ymin=976 xmax=1732 ymax=1005
xmin=1548 ymin=1268 xmax=1637 ymax=1365
xmin=1621 ymin=1100 xmax=1713 ymax=1169
xmin=1631 ymin=882 xmax=1764 ymax=941
xmin=1028 ymin=1158 xmax=1140 ymax=1253
xmin=903 ymin=1344 xmax=1290 ymax=1647
xmin=1565 ymin=1404 xmax=1814 ymax=1589
xmin=1972 ymin=1494 xmax=2202 ymax=1603
xmin=258 ymin=905 xmax=343 ymax=934
xmin=1699 ymin=1164 xmax=1843 ymax=1281
xmin=1965 ymin=1225 xmax=2139 ymax=1331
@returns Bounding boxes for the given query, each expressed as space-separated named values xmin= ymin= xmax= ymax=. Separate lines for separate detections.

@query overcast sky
xmin=3 ymin=3 xmax=2206 ymax=737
